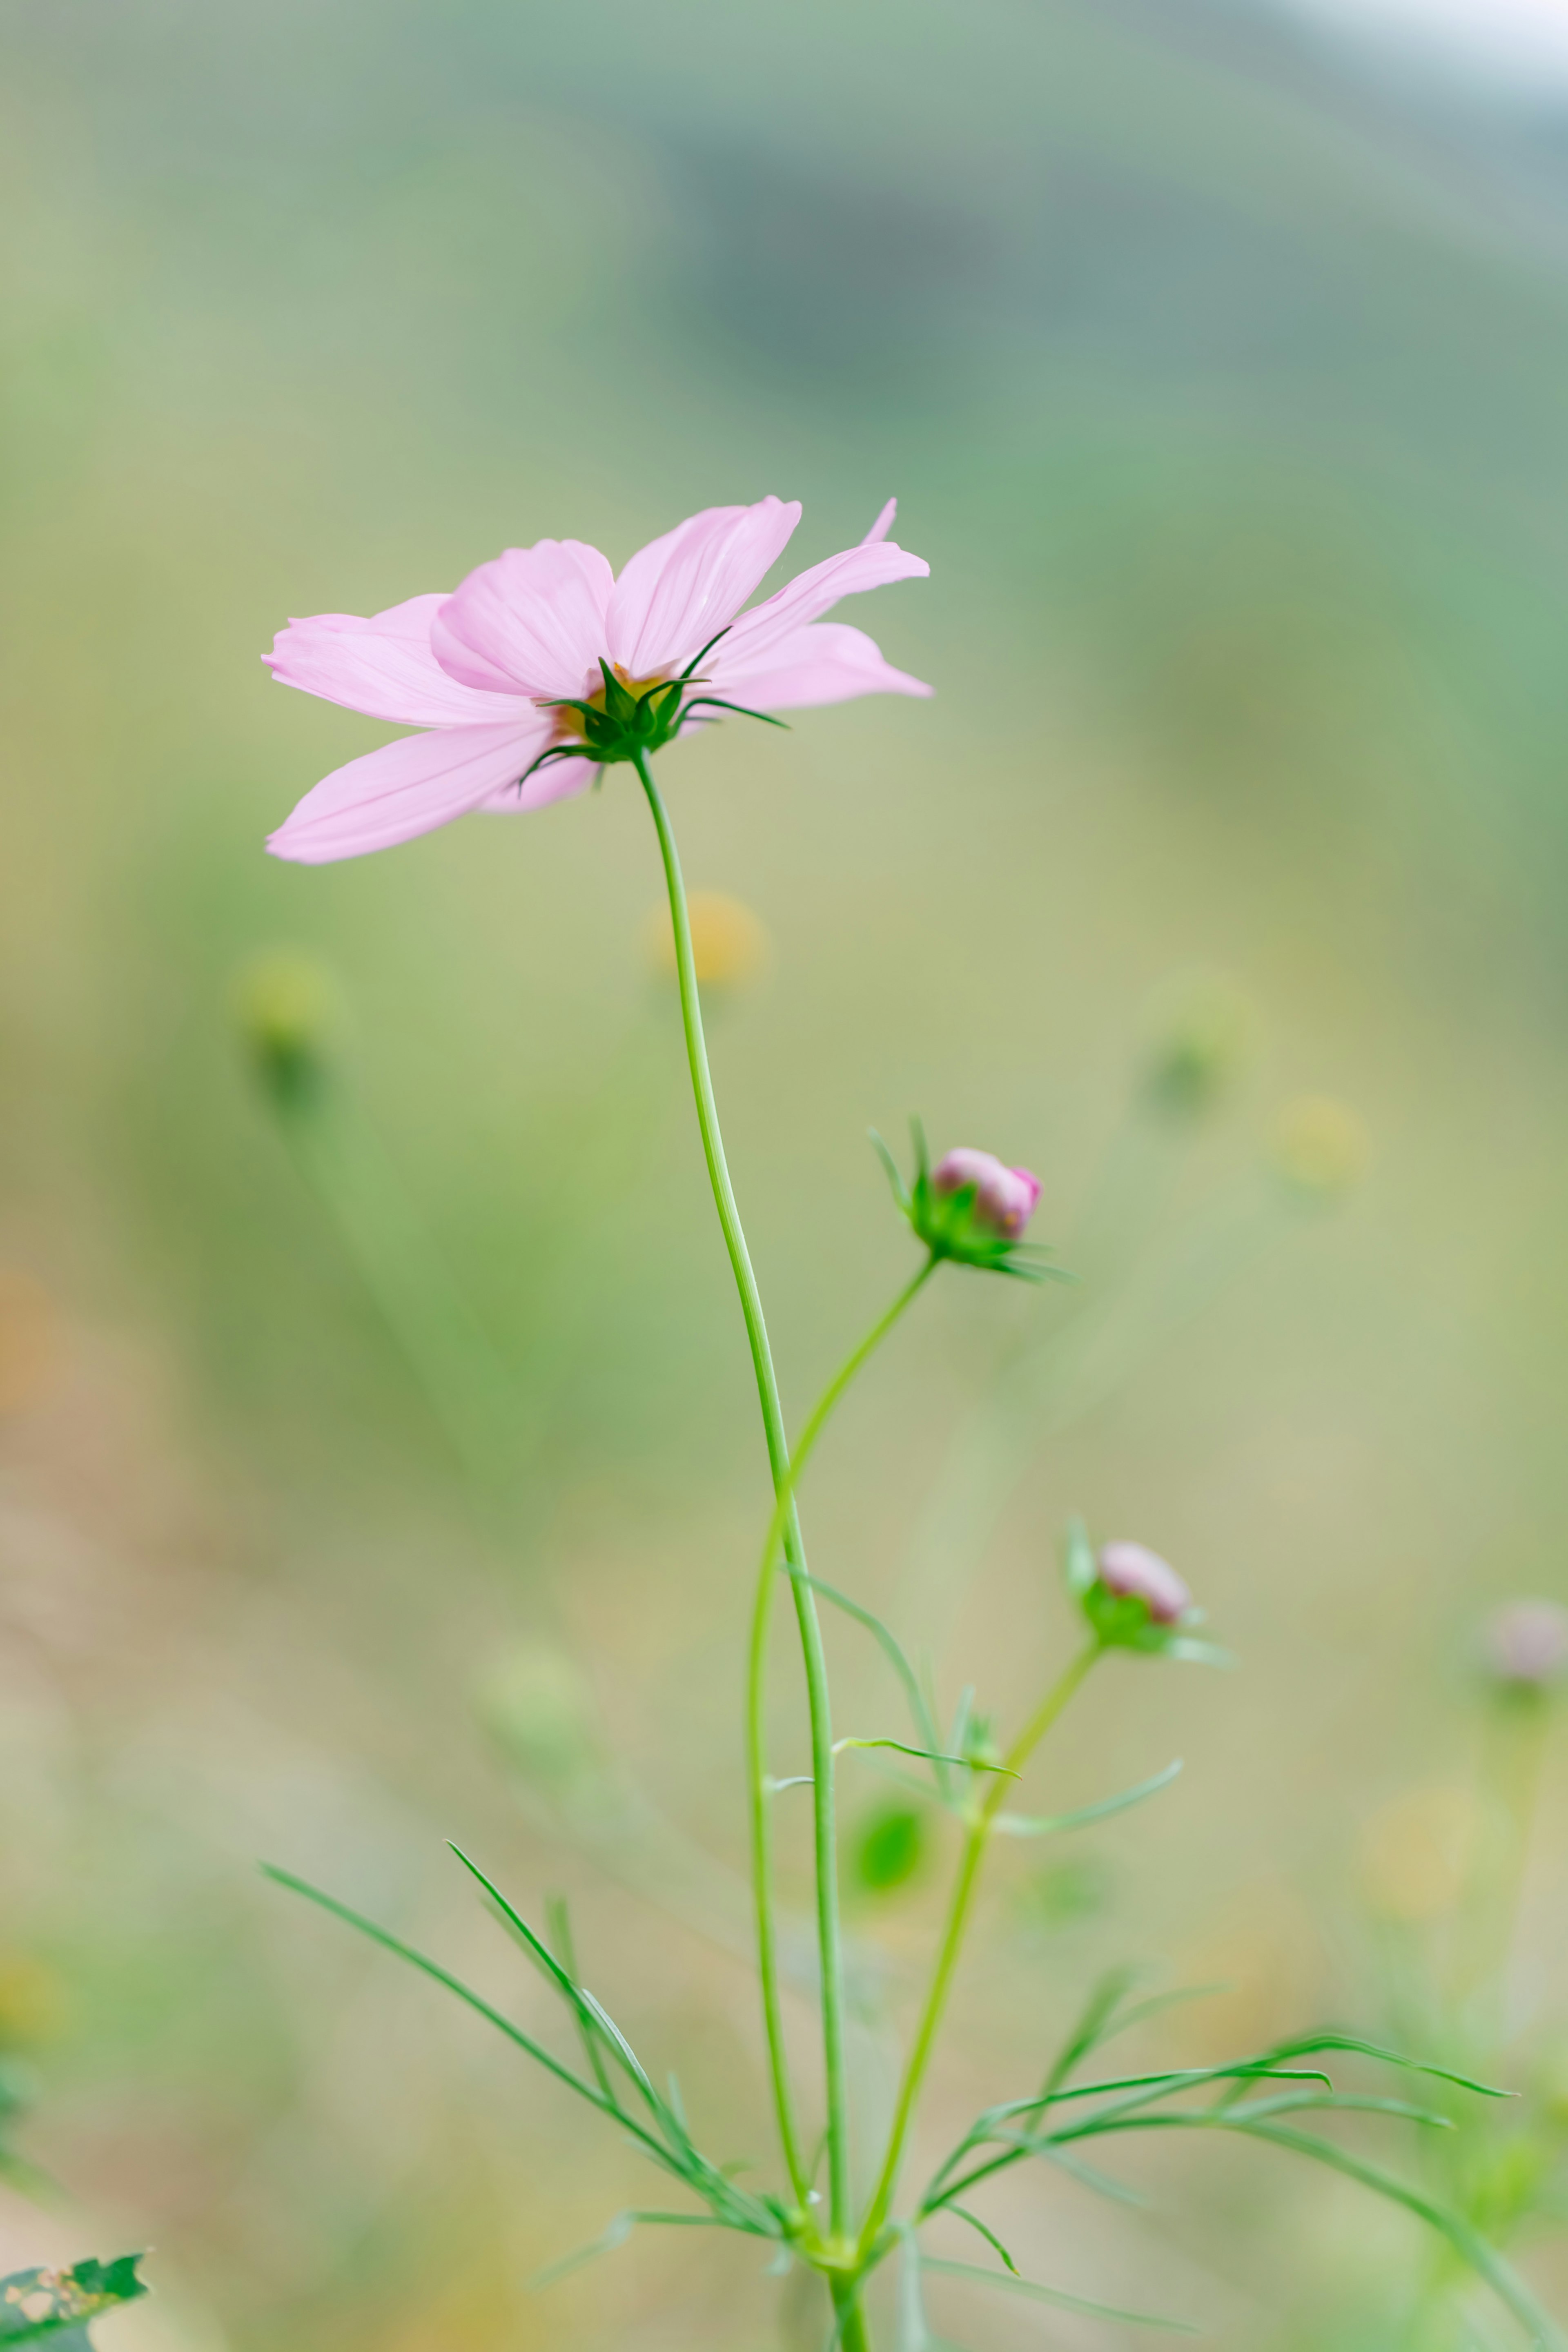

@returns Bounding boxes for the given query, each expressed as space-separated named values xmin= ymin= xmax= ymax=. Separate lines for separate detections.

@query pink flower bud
xmin=1484 ymin=1600 xmax=1568 ymax=1688
xmin=932 ymin=1148 xmax=1041 ymax=1238
xmin=1097 ymin=1540 xmax=1191 ymax=1626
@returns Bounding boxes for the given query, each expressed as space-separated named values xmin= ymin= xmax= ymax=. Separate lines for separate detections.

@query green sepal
xmin=521 ymin=631 xmax=777 ymax=778
xmin=0 ymin=2255 xmax=147 ymax=2346
xmin=1062 ymin=1516 xmax=1096 ymax=1598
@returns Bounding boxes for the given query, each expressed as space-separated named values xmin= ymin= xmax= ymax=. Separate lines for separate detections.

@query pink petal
xmin=860 ymin=499 xmax=897 ymax=546
xmin=718 ymin=538 xmax=929 ymax=672
xmin=478 ymin=753 xmax=599 ymax=813
xmin=265 ymin=595 xmax=525 ymax=727
xmin=266 ymin=719 xmax=550 ymax=865
xmin=606 ymin=497 xmax=802 ymax=678
xmin=709 ymin=621 xmax=931 ymax=710
xmin=432 ymin=540 xmax=614 ymax=699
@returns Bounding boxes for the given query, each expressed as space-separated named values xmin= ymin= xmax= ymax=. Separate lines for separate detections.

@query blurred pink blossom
xmin=1485 ymin=1599 xmax=1568 ymax=1687
xmin=931 ymin=1148 xmax=1041 ymax=1238
xmin=1097 ymin=1540 xmax=1191 ymax=1626
xmin=265 ymin=496 xmax=929 ymax=864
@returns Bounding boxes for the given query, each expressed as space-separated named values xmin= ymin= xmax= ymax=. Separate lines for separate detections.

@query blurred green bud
xmin=1024 ymin=1852 xmax=1114 ymax=1928
xmin=1462 ymin=2134 xmax=1553 ymax=2237
xmin=852 ymin=1803 xmax=927 ymax=1895
xmin=1269 ymin=1095 xmax=1369 ymax=1206
xmin=235 ymin=949 xmax=344 ymax=1108
xmin=1532 ymin=2039 xmax=1568 ymax=2124
xmin=1062 ymin=1517 xmax=1231 ymax=1665
xmin=475 ymin=1642 xmax=601 ymax=1793
xmin=1139 ymin=971 xmax=1260 ymax=1120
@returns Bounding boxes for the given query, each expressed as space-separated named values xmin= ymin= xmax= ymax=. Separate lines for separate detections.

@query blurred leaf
xmin=919 ymin=2254 xmax=1194 ymax=2331
xmin=994 ymin=1757 xmax=1182 ymax=1838
xmin=0 ymin=2256 xmax=146 ymax=2346
xmin=853 ymin=1804 xmax=928 ymax=1895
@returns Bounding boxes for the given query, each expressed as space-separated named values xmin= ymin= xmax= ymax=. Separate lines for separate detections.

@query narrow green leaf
xmin=788 ymin=1570 xmax=942 ymax=1759
xmin=993 ymin=1758 xmax=1183 ymax=1837
xmin=1064 ymin=2111 xmax=1564 ymax=2351
xmin=263 ymin=1865 xmax=673 ymax=2159
xmin=835 ymin=1737 xmax=1016 ymax=1777
xmin=0 ymin=2256 xmax=147 ymax=2346
xmin=1045 ymin=1965 xmax=1142 ymax=2096
xmin=546 ymin=1894 xmax=614 ymax=2105
xmin=530 ymin=2208 xmax=731 ymax=2290
xmin=1229 ymin=2031 xmax=1509 ymax=2102
xmin=1035 ymin=2142 xmax=1148 ymax=2208
xmin=920 ymin=2254 xmax=1196 ymax=2332
xmin=447 ymin=1846 xmax=661 ymax=2118
xmin=946 ymin=2206 xmax=1020 ymax=2274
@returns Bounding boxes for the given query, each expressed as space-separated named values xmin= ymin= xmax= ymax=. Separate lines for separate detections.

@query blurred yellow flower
xmin=0 ymin=1954 xmax=66 ymax=2046
xmin=1359 ymin=1783 xmax=1478 ymax=1922
xmin=1271 ymin=1094 xmax=1369 ymax=1202
xmin=643 ymin=891 xmax=769 ymax=988
xmin=0 ymin=1271 xmax=58 ymax=1417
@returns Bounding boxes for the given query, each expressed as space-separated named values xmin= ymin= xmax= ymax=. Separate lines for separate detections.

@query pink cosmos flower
xmin=932 ymin=1147 xmax=1042 ymax=1239
xmin=265 ymin=495 xmax=930 ymax=864
xmin=1096 ymin=1540 xmax=1192 ymax=1626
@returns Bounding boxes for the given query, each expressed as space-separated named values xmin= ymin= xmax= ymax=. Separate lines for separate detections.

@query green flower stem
xmin=856 ymin=1638 xmax=1102 ymax=2258
xmin=745 ymin=1258 xmax=937 ymax=2216
xmin=634 ymin=754 xmax=847 ymax=2226
xmin=831 ymin=2279 xmax=873 ymax=2352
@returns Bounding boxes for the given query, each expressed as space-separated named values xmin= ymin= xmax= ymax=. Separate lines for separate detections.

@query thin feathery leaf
xmin=946 ymin=2207 xmax=1020 ymax=2275
xmin=448 ymin=1846 xmax=658 ymax=2120
xmin=1094 ymin=2115 xmax=1564 ymax=2352
xmin=530 ymin=2209 xmax=731 ymax=2291
xmin=1045 ymin=1966 xmax=1143 ymax=2096
xmin=993 ymin=1758 xmax=1183 ymax=1838
xmin=834 ymin=1737 xmax=1016 ymax=1777
xmin=788 ymin=1570 xmax=942 ymax=1759
xmin=546 ymin=1895 xmax=613 ymax=2104
xmin=926 ymin=2064 xmax=1335 ymax=2211
xmin=263 ymin=1866 xmax=675 ymax=2169
xmin=1230 ymin=2031 xmax=1509 ymax=2103
xmin=1035 ymin=2141 xmax=1149 ymax=2208
xmin=919 ymin=2255 xmax=1196 ymax=2332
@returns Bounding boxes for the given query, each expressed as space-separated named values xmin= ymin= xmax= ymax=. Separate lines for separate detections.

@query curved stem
xmin=745 ymin=1259 xmax=936 ymax=2205
xmin=634 ymin=755 xmax=846 ymax=2225
xmin=856 ymin=1639 xmax=1101 ymax=2256
xmin=753 ymin=1258 xmax=938 ymax=1631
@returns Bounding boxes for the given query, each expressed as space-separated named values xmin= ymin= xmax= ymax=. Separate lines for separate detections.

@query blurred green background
xmin=4 ymin=0 xmax=1568 ymax=2344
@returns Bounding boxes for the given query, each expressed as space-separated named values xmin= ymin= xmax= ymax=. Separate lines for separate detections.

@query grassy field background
xmin=4 ymin=2 xmax=1568 ymax=2345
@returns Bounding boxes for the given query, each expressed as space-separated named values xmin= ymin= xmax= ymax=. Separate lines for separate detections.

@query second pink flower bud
xmin=932 ymin=1147 xmax=1042 ymax=1240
